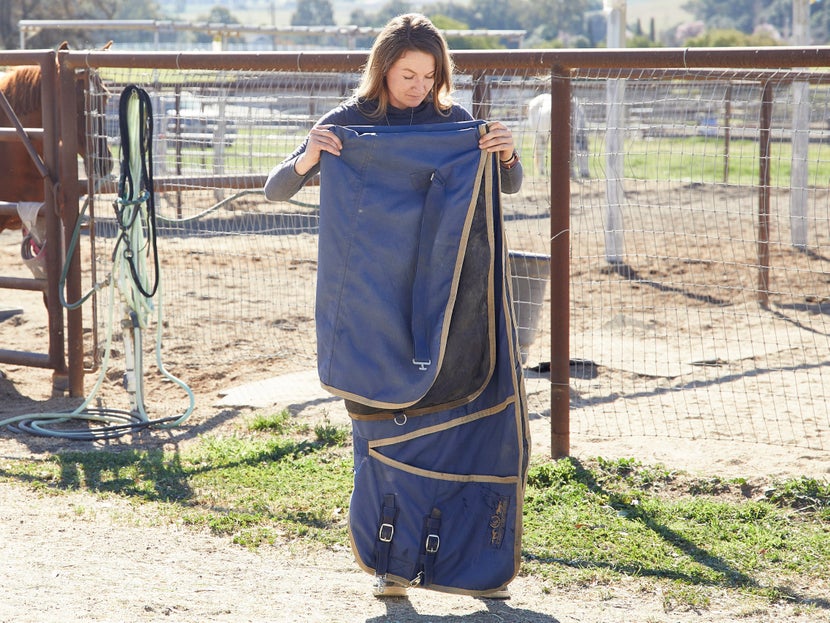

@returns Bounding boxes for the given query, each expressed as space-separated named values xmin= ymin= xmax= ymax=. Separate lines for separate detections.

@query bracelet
xmin=499 ymin=149 xmax=520 ymax=170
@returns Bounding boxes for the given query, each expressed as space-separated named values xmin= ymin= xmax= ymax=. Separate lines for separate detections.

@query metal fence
xmin=5 ymin=47 xmax=830 ymax=456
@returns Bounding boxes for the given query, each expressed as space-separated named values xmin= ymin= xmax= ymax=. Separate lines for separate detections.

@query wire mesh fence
xmin=567 ymin=68 xmax=830 ymax=450
xmin=75 ymin=55 xmax=830 ymax=449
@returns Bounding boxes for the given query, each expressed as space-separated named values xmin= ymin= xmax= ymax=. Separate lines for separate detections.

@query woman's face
xmin=385 ymin=49 xmax=436 ymax=110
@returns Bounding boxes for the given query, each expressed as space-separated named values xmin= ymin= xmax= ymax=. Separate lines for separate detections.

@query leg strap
xmin=422 ymin=507 xmax=442 ymax=587
xmin=374 ymin=494 xmax=397 ymax=578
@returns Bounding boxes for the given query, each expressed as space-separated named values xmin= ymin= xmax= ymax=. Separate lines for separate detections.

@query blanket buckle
xmin=378 ymin=522 xmax=394 ymax=543
xmin=425 ymin=533 xmax=440 ymax=553
xmin=412 ymin=358 xmax=431 ymax=371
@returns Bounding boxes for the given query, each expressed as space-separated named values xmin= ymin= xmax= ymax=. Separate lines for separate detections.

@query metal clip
xmin=412 ymin=358 xmax=431 ymax=371
xmin=425 ymin=533 xmax=440 ymax=553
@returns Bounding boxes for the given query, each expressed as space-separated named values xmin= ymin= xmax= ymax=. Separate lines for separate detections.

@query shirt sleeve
xmin=263 ymin=151 xmax=315 ymax=202
xmin=500 ymin=160 xmax=523 ymax=195
xmin=452 ymin=105 xmax=524 ymax=195
xmin=263 ymin=104 xmax=355 ymax=202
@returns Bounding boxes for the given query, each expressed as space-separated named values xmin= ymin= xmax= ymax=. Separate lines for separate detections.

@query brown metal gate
xmin=0 ymin=51 xmax=66 ymax=392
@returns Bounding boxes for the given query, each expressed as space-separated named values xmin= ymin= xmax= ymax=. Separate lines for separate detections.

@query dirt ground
xmin=1 ymin=199 xmax=829 ymax=623
xmin=2 ymin=480 xmax=827 ymax=623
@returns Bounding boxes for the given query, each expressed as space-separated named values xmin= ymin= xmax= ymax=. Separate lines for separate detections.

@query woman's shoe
xmin=373 ymin=582 xmax=408 ymax=598
xmin=480 ymin=586 xmax=511 ymax=599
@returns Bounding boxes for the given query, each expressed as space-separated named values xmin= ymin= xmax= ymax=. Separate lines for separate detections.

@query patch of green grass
xmin=249 ymin=409 xmax=291 ymax=433
xmin=314 ymin=418 xmax=349 ymax=446
xmin=522 ymin=457 xmax=830 ymax=609
xmin=0 ymin=409 xmax=353 ymax=549
xmin=660 ymin=581 xmax=712 ymax=613
xmin=589 ymin=134 xmax=830 ymax=187
xmin=2 ymin=434 xmax=828 ymax=612
xmin=763 ymin=476 xmax=830 ymax=518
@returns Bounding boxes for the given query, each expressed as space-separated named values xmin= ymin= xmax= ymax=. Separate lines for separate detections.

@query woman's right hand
xmin=294 ymin=124 xmax=342 ymax=175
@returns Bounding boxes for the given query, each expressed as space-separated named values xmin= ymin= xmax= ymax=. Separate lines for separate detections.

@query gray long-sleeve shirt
xmin=263 ymin=98 xmax=523 ymax=202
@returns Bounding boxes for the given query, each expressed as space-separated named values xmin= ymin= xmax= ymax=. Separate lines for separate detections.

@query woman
xmin=264 ymin=12 xmax=523 ymax=202
xmin=265 ymin=13 xmax=527 ymax=601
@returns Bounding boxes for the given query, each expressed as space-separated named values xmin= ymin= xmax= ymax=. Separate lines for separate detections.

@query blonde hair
xmin=356 ymin=13 xmax=455 ymax=119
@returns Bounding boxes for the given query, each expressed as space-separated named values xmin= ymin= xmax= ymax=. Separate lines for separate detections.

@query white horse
xmin=526 ymin=93 xmax=590 ymax=179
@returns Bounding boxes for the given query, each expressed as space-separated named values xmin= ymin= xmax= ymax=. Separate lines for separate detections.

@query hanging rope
xmin=116 ymin=85 xmax=160 ymax=300
xmin=2 ymin=85 xmax=195 ymax=440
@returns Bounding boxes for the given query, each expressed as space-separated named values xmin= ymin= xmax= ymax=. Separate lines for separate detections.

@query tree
xmin=681 ymin=0 xmax=830 ymax=44
xmin=192 ymin=6 xmax=244 ymax=45
xmin=430 ymin=14 xmax=502 ymax=50
xmin=350 ymin=1 xmax=412 ymax=28
xmin=682 ymin=0 xmax=828 ymax=40
xmin=521 ymin=0 xmax=602 ymax=43
xmin=816 ymin=0 xmax=830 ymax=44
xmin=628 ymin=30 xmax=661 ymax=48
xmin=0 ymin=0 xmax=14 ymax=49
xmin=684 ymin=26 xmax=780 ymax=47
xmin=682 ymin=0 xmax=763 ymax=33
xmin=465 ymin=0 xmax=528 ymax=30
xmin=291 ymin=0 xmax=335 ymax=27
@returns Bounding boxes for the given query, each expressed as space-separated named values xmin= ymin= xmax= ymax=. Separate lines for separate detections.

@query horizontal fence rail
xmin=61 ymin=46 xmax=830 ymax=72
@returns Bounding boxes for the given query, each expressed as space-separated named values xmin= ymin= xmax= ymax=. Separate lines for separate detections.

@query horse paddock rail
xmin=0 ymin=51 xmax=65 ymax=387
xmin=8 ymin=46 xmax=830 ymax=458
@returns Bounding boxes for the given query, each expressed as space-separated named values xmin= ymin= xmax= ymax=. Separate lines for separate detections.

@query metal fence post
xmin=58 ymin=52 xmax=85 ymax=396
xmin=550 ymin=67 xmax=571 ymax=458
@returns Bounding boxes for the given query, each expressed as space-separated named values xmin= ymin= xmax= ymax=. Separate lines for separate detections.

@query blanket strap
xmin=410 ymin=172 xmax=446 ymax=371
xmin=421 ymin=507 xmax=442 ymax=586
xmin=373 ymin=494 xmax=398 ymax=579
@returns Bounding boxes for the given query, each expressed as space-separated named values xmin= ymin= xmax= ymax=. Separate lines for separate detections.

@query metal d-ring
xmin=394 ymin=412 xmax=407 ymax=426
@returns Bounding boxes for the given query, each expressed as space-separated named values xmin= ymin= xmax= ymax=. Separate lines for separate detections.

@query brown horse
xmin=0 ymin=61 xmax=113 ymax=233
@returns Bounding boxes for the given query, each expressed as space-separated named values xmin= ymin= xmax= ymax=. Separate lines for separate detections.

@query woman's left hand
xmin=479 ymin=121 xmax=515 ymax=162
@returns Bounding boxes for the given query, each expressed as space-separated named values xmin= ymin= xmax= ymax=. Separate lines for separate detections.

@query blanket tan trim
xmin=429 ymin=142 xmax=496 ymax=401
xmin=367 ymin=394 xmax=522 ymax=483
xmin=481 ymin=127 xmax=498 ymax=404
xmin=345 ymin=383 xmax=491 ymax=420
xmin=495 ymin=182 xmax=531 ymax=594
xmin=319 ymin=381 xmax=420 ymax=410
xmin=367 ymin=449 xmax=521 ymax=484
xmin=369 ymin=395 xmax=516 ymax=449
xmin=350 ymin=520 xmax=513 ymax=596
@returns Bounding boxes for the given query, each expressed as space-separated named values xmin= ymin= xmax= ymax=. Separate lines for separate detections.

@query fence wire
xmin=79 ymin=64 xmax=830 ymax=449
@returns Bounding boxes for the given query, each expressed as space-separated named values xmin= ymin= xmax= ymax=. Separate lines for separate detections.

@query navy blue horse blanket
xmin=317 ymin=120 xmax=530 ymax=596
